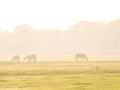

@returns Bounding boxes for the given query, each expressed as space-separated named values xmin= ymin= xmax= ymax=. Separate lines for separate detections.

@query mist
xmin=0 ymin=19 xmax=120 ymax=59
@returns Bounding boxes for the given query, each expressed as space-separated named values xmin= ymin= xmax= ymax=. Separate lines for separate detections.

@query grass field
xmin=0 ymin=61 xmax=120 ymax=90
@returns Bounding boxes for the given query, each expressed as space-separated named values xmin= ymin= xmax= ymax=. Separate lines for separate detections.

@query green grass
xmin=0 ymin=61 xmax=120 ymax=90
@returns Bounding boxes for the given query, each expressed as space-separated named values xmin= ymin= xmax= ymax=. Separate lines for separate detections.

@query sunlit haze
xmin=0 ymin=1 xmax=120 ymax=89
xmin=0 ymin=0 xmax=120 ymax=31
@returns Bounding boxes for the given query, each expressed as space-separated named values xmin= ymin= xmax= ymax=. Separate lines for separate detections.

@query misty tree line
xmin=0 ymin=19 xmax=120 ymax=57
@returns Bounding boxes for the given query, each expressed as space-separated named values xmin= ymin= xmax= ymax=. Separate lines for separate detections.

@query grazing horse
xmin=11 ymin=55 xmax=20 ymax=62
xmin=24 ymin=54 xmax=37 ymax=62
xmin=75 ymin=53 xmax=88 ymax=62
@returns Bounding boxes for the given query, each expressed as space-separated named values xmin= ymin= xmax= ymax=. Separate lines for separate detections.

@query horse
xmin=11 ymin=55 xmax=20 ymax=62
xmin=24 ymin=54 xmax=37 ymax=62
xmin=75 ymin=53 xmax=88 ymax=62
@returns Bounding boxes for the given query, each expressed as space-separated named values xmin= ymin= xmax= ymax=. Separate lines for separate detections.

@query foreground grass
xmin=0 ymin=74 xmax=120 ymax=90
xmin=0 ymin=61 xmax=120 ymax=90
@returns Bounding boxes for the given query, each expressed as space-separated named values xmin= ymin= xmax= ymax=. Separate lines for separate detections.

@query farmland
xmin=0 ymin=61 xmax=120 ymax=90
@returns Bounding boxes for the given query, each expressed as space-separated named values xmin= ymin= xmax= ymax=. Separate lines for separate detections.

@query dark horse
xmin=24 ymin=54 xmax=37 ymax=62
xmin=75 ymin=53 xmax=88 ymax=62
xmin=11 ymin=55 xmax=20 ymax=62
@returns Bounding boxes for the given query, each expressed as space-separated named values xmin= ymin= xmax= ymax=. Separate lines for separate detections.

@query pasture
xmin=0 ymin=61 xmax=120 ymax=90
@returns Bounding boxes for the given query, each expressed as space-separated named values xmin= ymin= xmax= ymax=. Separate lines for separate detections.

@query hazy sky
xmin=0 ymin=0 xmax=120 ymax=31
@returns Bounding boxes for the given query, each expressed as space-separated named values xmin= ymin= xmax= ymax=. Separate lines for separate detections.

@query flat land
xmin=0 ymin=61 xmax=120 ymax=90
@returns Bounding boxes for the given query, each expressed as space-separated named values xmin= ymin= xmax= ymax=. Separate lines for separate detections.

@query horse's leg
xmin=76 ymin=56 xmax=78 ymax=62
xmin=85 ymin=56 xmax=88 ymax=61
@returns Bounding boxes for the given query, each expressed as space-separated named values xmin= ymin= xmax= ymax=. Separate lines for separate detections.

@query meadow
xmin=0 ymin=61 xmax=120 ymax=90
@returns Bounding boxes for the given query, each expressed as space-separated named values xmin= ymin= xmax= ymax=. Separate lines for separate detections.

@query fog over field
xmin=0 ymin=19 xmax=120 ymax=58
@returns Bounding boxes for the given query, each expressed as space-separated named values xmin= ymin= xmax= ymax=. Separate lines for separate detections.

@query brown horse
xmin=11 ymin=55 xmax=20 ymax=62
xmin=24 ymin=54 xmax=37 ymax=62
xmin=75 ymin=53 xmax=88 ymax=62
